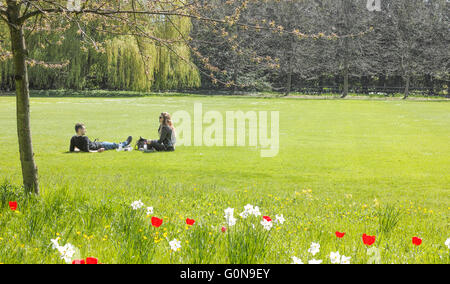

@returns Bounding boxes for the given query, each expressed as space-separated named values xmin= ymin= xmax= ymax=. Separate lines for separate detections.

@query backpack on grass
xmin=135 ymin=137 xmax=148 ymax=151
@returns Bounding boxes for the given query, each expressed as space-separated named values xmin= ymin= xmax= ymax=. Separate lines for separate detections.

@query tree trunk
xmin=284 ymin=62 xmax=292 ymax=97
xmin=425 ymin=73 xmax=434 ymax=96
xmin=284 ymin=41 xmax=295 ymax=97
xmin=361 ymin=75 xmax=369 ymax=95
xmin=232 ymin=60 xmax=238 ymax=95
xmin=341 ymin=39 xmax=349 ymax=98
xmin=340 ymin=0 xmax=350 ymax=99
xmin=318 ymin=75 xmax=323 ymax=94
xmin=378 ymin=73 xmax=386 ymax=93
xmin=341 ymin=64 xmax=349 ymax=98
xmin=403 ymin=74 xmax=410 ymax=100
xmin=7 ymin=1 xmax=40 ymax=194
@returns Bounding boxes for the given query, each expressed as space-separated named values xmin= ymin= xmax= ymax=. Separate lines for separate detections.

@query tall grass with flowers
xmin=1 ymin=180 xmax=449 ymax=264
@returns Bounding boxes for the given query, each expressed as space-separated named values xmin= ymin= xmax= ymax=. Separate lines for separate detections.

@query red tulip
xmin=263 ymin=216 xmax=272 ymax=222
xmin=335 ymin=231 xmax=346 ymax=238
xmin=72 ymin=259 xmax=85 ymax=264
xmin=86 ymin=257 xmax=98 ymax=264
xmin=151 ymin=217 xmax=163 ymax=228
xmin=362 ymin=234 xmax=376 ymax=246
xmin=412 ymin=237 xmax=422 ymax=246
xmin=221 ymin=227 xmax=227 ymax=233
xmin=186 ymin=218 xmax=195 ymax=226
xmin=9 ymin=201 xmax=17 ymax=211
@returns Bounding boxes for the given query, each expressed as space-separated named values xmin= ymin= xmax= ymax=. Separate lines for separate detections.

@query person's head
xmin=75 ymin=123 xmax=86 ymax=136
xmin=159 ymin=112 xmax=174 ymax=129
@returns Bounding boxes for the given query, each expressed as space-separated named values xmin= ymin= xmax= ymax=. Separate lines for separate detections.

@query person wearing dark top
xmin=146 ymin=112 xmax=176 ymax=152
xmin=70 ymin=123 xmax=132 ymax=153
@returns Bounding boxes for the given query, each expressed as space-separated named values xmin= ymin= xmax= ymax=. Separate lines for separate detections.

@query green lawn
xmin=0 ymin=95 xmax=449 ymax=264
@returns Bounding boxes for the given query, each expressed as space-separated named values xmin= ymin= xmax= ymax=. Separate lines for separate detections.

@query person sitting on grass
xmin=145 ymin=112 xmax=176 ymax=152
xmin=70 ymin=123 xmax=132 ymax=153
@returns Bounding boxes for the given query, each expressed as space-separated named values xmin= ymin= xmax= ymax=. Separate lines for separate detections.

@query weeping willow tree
xmin=105 ymin=36 xmax=156 ymax=91
xmin=0 ymin=12 xmax=200 ymax=92
xmin=153 ymin=15 xmax=201 ymax=90
xmin=105 ymin=15 xmax=200 ymax=91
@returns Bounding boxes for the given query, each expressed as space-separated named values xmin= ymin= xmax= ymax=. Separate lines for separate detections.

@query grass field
xmin=0 ymin=95 xmax=449 ymax=264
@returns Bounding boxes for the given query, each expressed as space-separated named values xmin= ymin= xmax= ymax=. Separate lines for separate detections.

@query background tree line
xmin=193 ymin=0 xmax=449 ymax=98
xmin=1 ymin=0 xmax=449 ymax=97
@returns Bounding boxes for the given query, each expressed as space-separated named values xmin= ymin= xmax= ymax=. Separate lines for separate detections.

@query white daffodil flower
xmin=58 ymin=243 xmax=76 ymax=263
xmin=260 ymin=219 xmax=273 ymax=231
xmin=131 ymin=200 xmax=144 ymax=210
xmin=329 ymin=251 xmax=341 ymax=264
xmin=275 ymin=214 xmax=285 ymax=224
xmin=308 ymin=242 xmax=320 ymax=256
xmin=341 ymin=255 xmax=351 ymax=264
xmin=224 ymin=207 xmax=234 ymax=217
xmin=169 ymin=239 xmax=182 ymax=252
xmin=239 ymin=211 xmax=249 ymax=219
xmin=250 ymin=206 xmax=261 ymax=217
xmin=50 ymin=238 xmax=60 ymax=250
xmin=224 ymin=208 xmax=237 ymax=226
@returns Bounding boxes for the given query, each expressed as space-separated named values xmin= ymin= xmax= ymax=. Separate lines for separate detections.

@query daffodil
xmin=445 ymin=238 xmax=450 ymax=249
xmin=341 ymin=255 xmax=351 ymax=264
xmin=275 ymin=214 xmax=285 ymax=224
xmin=169 ymin=239 xmax=182 ymax=252
xmin=329 ymin=251 xmax=341 ymax=264
xmin=260 ymin=219 xmax=273 ymax=231
xmin=308 ymin=242 xmax=320 ymax=256
xmin=131 ymin=200 xmax=144 ymax=210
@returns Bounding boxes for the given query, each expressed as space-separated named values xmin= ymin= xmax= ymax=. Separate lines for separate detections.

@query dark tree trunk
xmin=318 ymin=75 xmax=324 ymax=94
xmin=341 ymin=38 xmax=350 ymax=98
xmin=341 ymin=64 xmax=349 ymax=98
xmin=425 ymin=73 xmax=434 ymax=96
xmin=232 ymin=61 xmax=239 ymax=95
xmin=6 ymin=1 xmax=40 ymax=194
xmin=403 ymin=74 xmax=410 ymax=100
xmin=447 ymin=77 xmax=450 ymax=98
xmin=284 ymin=42 xmax=295 ymax=97
xmin=361 ymin=75 xmax=369 ymax=94
xmin=378 ymin=73 xmax=386 ymax=93
xmin=285 ymin=69 xmax=292 ymax=97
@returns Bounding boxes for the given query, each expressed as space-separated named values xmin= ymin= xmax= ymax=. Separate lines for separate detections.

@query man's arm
xmin=84 ymin=137 xmax=104 ymax=153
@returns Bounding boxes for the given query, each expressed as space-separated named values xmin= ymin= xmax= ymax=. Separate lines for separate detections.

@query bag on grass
xmin=135 ymin=137 xmax=149 ymax=151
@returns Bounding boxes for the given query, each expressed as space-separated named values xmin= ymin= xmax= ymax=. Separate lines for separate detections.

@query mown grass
xmin=0 ymin=96 xmax=449 ymax=264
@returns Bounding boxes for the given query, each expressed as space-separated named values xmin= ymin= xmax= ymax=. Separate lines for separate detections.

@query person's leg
xmin=99 ymin=142 xmax=118 ymax=150
xmin=100 ymin=137 xmax=132 ymax=151
xmin=149 ymin=140 xmax=166 ymax=151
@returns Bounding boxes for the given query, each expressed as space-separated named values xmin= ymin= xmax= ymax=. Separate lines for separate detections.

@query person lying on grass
xmin=70 ymin=123 xmax=132 ymax=153
xmin=144 ymin=112 xmax=176 ymax=152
